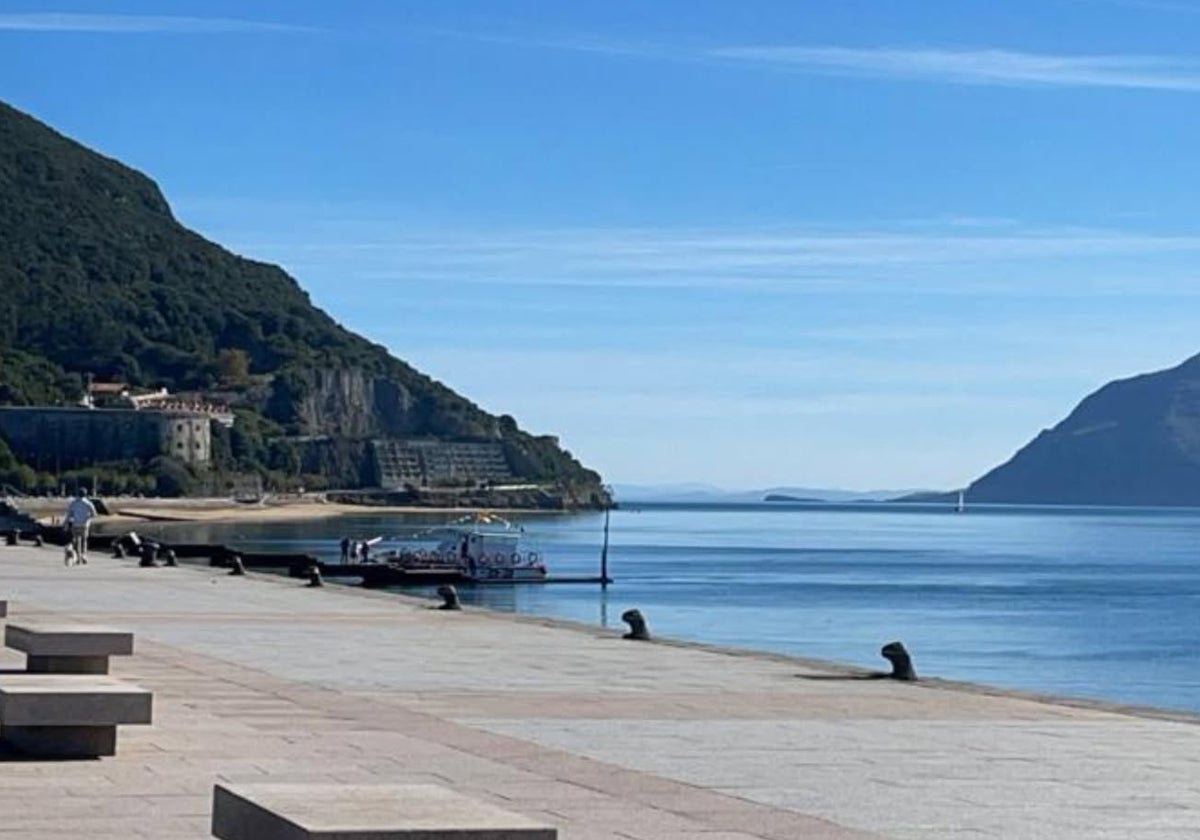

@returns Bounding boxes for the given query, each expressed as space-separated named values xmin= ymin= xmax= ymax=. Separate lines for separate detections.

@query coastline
xmin=15 ymin=495 xmax=537 ymax=528
xmin=19 ymin=496 xmax=1200 ymax=721
xmin=235 ymin=559 xmax=1200 ymax=727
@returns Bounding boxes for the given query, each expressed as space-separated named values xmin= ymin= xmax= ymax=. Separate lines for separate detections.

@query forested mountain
xmin=966 ymin=353 xmax=1200 ymax=506
xmin=0 ymin=100 xmax=603 ymax=501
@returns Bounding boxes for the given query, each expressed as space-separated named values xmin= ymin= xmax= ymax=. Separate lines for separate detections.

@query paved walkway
xmin=0 ymin=544 xmax=1196 ymax=838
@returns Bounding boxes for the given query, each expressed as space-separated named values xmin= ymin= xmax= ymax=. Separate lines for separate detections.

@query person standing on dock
xmin=64 ymin=493 xmax=97 ymax=564
xmin=339 ymin=536 xmax=350 ymax=564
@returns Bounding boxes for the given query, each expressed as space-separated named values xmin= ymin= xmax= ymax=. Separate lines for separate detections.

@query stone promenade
xmin=0 ymin=544 xmax=1197 ymax=839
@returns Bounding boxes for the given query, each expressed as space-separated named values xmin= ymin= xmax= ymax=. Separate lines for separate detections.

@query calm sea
xmin=144 ymin=502 xmax=1200 ymax=714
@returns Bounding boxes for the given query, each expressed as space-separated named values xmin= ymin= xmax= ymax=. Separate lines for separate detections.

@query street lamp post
xmin=599 ymin=484 xmax=613 ymax=586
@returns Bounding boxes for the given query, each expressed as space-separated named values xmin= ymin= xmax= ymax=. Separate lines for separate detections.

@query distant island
xmin=611 ymin=484 xmax=929 ymax=504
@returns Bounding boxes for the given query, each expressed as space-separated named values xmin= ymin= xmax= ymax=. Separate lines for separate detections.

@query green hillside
xmin=0 ymin=100 xmax=604 ymax=502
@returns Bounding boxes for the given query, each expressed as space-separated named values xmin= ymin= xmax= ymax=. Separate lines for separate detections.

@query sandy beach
xmin=12 ymin=495 xmax=482 ymax=528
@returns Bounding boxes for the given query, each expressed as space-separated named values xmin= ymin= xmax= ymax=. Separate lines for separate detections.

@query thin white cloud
xmin=174 ymin=199 xmax=1200 ymax=295
xmin=0 ymin=12 xmax=313 ymax=34
xmin=710 ymin=45 xmax=1200 ymax=91
xmin=426 ymin=27 xmax=676 ymax=61
xmin=433 ymin=26 xmax=1200 ymax=93
xmin=1092 ymin=0 xmax=1200 ymax=13
xmin=240 ymin=226 xmax=1200 ymax=293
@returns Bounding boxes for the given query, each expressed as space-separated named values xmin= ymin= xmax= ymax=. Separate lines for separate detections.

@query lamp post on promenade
xmin=600 ymin=484 xmax=613 ymax=587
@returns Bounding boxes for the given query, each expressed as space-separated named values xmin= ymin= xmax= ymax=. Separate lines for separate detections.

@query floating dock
xmin=290 ymin=561 xmax=608 ymax=588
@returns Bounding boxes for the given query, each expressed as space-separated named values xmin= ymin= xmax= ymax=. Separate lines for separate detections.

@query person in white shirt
xmin=64 ymin=494 xmax=97 ymax=564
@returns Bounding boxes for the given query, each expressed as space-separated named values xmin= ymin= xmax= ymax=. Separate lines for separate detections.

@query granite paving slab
xmin=0 ymin=544 xmax=1192 ymax=838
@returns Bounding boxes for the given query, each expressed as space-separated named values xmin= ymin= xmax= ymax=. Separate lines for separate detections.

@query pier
xmin=0 ymin=543 xmax=1199 ymax=838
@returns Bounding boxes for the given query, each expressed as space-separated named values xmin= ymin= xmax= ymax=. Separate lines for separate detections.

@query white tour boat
xmin=379 ymin=512 xmax=548 ymax=582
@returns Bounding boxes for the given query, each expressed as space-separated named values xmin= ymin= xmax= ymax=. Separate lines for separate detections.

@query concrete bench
xmin=0 ymin=674 xmax=152 ymax=757
xmin=5 ymin=622 xmax=133 ymax=674
xmin=212 ymin=783 xmax=557 ymax=839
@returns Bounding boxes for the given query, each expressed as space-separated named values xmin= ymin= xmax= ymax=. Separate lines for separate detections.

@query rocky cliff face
xmin=264 ymin=365 xmax=509 ymax=442
xmin=968 ymin=354 xmax=1200 ymax=506
xmin=288 ymin=369 xmax=416 ymax=438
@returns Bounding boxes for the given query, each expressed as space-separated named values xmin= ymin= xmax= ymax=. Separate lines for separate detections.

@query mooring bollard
xmin=305 ymin=563 xmax=323 ymax=587
xmin=436 ymin=584 xmax=461 ymax=610
xmin=162 ymin=548 xmax=178 ymax=567
xmin=621 ymin=608 xmax=650 ymax=640
xmin=880 ymin=640 xmax=917 ymax=681
xmin=228 ymin=555 xmax=246 ymax=576
xmin=138 ymin=543 xmax=158 ymax=568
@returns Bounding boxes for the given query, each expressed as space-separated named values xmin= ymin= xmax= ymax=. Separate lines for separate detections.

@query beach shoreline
xmin=21 ymin=496 xmax=1200 ymax=722
xmin=14 ymin=495 xmax=551 ymax=528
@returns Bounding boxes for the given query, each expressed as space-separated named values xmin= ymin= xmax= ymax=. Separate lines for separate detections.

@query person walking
xmin=65 ymin=493 xmax=97 ymax=565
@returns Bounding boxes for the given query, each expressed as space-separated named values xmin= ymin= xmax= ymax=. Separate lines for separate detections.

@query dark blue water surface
xmin=148 ymin=502 xmax=1200 ymax=713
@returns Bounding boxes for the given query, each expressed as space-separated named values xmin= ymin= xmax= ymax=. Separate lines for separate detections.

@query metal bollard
xmin=621 ymin=608 xmax=650 ymax=640
xmin=436 ymin=584 xmax=461 ymax=610
xmin=880 ymin=641 xmax=917 ymax=681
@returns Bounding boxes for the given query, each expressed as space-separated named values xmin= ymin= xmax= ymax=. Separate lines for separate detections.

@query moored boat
xmin=377 ymin=512 xmax=547 ymax=583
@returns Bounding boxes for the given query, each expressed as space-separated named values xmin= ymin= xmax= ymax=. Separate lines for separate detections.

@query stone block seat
xmin=5 ymin=622 xmax=133 ymax=674
xmin=212 ymin=783 xmax=558 ymax=840
xmin=0 ymin=674 xmax=152 ymax=758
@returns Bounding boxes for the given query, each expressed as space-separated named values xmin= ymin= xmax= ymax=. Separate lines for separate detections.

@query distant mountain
xmin=965 ymin=353 xmax=1200 ymax=506
xmin=612 ymin=483 xmax=926 ymax=504
xmin=610 ymin=482 xmax=740 ymax=501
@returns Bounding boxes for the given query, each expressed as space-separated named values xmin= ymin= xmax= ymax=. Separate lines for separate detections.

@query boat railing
xmin=382 ymin=547 xmax=545 ymax=571
xmin=471 ymin=551 xmax=543 ymax=569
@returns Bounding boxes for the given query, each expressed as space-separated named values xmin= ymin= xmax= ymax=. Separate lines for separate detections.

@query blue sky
xmin=6 ymin=1 xmax=1200 ymax=490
